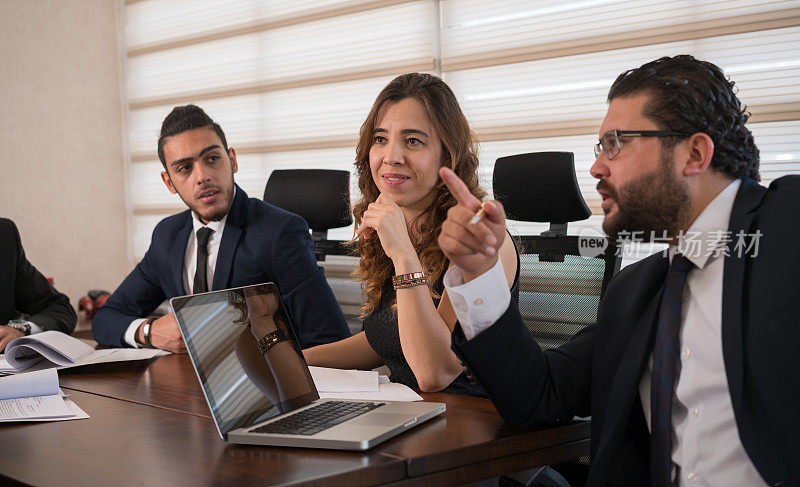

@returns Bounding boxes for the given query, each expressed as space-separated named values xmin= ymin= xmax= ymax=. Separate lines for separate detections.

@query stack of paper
xmin=308 ymin=366 xmax=422 ymax=402
xmin=309 ymin=366 xmax=380 ymax=392
xmin=0 ymin=369 xmax=89 ymax=422
xmin=0 ymin=330 xmax=168 ymax=373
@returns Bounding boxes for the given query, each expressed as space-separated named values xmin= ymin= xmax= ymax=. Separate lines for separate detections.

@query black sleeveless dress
xmin=363 ymin=256 xmax=520 ymax=398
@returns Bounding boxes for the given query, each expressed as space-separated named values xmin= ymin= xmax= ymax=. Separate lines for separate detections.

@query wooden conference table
xmin=0 ymin=339 xmax=590 ymax=486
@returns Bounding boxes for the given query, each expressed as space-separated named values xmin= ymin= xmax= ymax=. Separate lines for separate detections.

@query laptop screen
xmin=171 ymin=283 xmax=319 ymax=438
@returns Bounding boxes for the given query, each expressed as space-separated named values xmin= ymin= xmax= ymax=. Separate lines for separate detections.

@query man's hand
xmin=139 ymin=313 xmax=186 ymax=353
xmin=438 ymin=167 xmax=507 ymax=282
xmin=0 ymin=326 xmax=24 ymax=353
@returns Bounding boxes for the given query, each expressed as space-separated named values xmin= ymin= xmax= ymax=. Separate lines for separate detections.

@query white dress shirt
xmin=444 ymin=256 xmax=510 ymax=339
xmin=181 ymin=214 xmax=226 ymax=295
xmin=445 ymin=179 xmax=767 ymax=486
xmin=20 ymin=321 xmax=43 ymax=334
xmin=123 ymin=212 xmax=227 ymax=347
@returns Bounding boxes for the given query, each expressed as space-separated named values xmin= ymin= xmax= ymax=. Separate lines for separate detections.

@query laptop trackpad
xmin=356 ymin=413 xmax=413 ymax=427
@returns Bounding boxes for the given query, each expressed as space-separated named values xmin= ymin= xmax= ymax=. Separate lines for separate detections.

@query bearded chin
xmin=184 ymin=185 xmax=235 ymax=223
xmin=202 ymin=205 xmax=230 ymax=222
xmin=602 ymin=155 xmax=690 ymax=244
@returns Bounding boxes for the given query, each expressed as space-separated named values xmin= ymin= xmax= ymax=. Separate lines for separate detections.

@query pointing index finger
xmin=440 ymin=167 xmax=481 ymax=211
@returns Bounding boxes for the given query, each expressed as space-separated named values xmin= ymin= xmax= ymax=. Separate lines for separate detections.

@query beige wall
xmin=0 ymin=0 xmax=129 ymax=315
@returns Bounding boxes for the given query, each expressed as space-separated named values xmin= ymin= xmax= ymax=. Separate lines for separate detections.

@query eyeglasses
xmin=593 ymin=130 xmax=690 ymax=160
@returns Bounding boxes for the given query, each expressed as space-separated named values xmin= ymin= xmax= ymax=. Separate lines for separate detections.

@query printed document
xmin=0 ymin=368 xmax=89 ymax=422
xmin=0 ymin=330 xmax=167 ymax=373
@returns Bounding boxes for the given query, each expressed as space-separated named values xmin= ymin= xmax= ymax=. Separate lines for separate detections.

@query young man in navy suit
xmin=438 ymin=56 xmax=798 ymax=486
xmin=93 ymin=105 xmax=350 ymax=351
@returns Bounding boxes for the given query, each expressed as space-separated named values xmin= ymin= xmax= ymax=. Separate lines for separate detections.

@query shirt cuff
xmin=124 ymin=319 xmax=146 ymax=348
xmin=26 ymin=320 xmax=43 ymax=334
xmin=444 ymin=257 xmax=511 ymax=341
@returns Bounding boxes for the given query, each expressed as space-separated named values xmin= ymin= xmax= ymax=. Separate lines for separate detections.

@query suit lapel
xmin=171 ymin=214 xmax=193 ymax=295
xmin=592 ymin=255 xmax=668 ymax=473
xmin=721 ymin=178 xmax=765 ymax=416
xmin=212 ymin=185 xmax=246 ymax=291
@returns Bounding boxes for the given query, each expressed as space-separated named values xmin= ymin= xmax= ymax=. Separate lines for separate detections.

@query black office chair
xmin=263 ymin=169 xmax=355 ymax=261
xmin=493 ymin=152 xmax=620 ymax=487
xmin=494 ymin=151 xmax=619 ymax=350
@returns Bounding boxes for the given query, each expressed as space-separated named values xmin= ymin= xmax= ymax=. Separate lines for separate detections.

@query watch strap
xmin=6 ymin=320 xmax=31 ymax=336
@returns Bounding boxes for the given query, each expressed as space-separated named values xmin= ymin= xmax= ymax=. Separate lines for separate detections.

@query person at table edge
xmin=1 ymin=218 xmax=77 ymax=352
xmin=438 ymin=55 xmax=799 ymax=486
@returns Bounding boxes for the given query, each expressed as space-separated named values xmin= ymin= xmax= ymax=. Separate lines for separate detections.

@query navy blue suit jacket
xmin=93 ymin=185 xmax=351 ymax=348
xmin=453 ymin=176 xmax=800 ymax=487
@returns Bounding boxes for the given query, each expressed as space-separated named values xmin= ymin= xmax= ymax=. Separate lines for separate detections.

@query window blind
xmin=440 ymin=0 xmax=800 ymax=69
xmin=124 ymin=0 xmax=800 ymax=262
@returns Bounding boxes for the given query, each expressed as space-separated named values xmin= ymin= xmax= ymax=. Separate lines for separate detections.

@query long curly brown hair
xmin=352 ymin=73 xmax=485 ymax=316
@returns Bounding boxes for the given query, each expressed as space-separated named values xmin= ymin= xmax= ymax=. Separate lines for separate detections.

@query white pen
xmin=468 ymin=202 xmax=487 ymax=226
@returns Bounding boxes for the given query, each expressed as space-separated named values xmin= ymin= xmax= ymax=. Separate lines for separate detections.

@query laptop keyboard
xmin=251 ymin=401 xmax=386 ymax=436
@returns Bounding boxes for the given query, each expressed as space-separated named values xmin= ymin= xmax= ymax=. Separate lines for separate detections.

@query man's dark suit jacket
xmin=453 ymin=176 xmax=799 ymax=487
xmin=93 ymin=185 xmax=351 ymax=349
xmin=0 ymin=218 xmax=77 ymax=333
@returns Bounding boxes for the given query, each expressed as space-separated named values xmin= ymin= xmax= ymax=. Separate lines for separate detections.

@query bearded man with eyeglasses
xmin=437 ymin=55 xmax=798 ymax=487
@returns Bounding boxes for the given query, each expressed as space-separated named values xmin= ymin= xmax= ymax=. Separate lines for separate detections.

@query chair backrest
xmin=493 ymin=152 xmax=620 ymax=350
xmin=263 ymin=169 xmax=354 ymax=260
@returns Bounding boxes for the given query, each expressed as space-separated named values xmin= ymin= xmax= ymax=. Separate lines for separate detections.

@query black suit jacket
xmin=0 ymin=218 xmax=77 ymax=333
xmin=92 ymin=185 xmax=351 ymax=348
xmin=453 ymin=176 xmax=800 ymax=487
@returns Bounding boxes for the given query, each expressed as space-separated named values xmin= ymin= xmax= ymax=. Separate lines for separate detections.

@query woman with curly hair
xmin=304 ymin=73 xmax=518 ymax=395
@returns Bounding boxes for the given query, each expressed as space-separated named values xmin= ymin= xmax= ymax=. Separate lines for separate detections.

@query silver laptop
xmin=170 ymin=282 xmax=445 ymax=450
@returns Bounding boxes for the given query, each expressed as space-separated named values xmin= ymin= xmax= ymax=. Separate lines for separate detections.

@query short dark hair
xmin=157 ymin=104 xmax=229 ymax=169
xmin=607 ymin=55 xmax=760 ymax=180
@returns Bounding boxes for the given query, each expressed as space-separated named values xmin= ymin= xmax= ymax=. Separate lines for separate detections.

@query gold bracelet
xmin=257 ymin=329 xmax=287 ymax=354
xmin=392 ymin=271 xmax=429 ymax=290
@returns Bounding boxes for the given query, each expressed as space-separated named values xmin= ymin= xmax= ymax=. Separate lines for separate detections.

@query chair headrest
xmin=492 ymin=152 xmax=590 ymax=223
xmin=263 ymin=169 xmax=353 ymax=232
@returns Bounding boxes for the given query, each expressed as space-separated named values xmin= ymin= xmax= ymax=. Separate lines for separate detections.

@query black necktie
xmin=650 ymin=253 xmax=694 ymax=486
xmin=193 ymin=227 xmax=214 ymax=294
